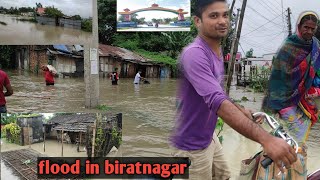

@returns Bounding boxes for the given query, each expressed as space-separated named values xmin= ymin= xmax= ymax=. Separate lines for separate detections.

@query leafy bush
xmin=2 ymin=123 xmax=21 ymax=144
xmin=81 ymin=19 xmax=92 ymax=32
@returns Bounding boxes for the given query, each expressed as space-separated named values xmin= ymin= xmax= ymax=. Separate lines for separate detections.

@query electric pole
xmin=226 ymin=0 xmax=247 ymax=95
xmin=229 ymin=0 xmax=236 ymax=15
xmin=287 ymin=7 xmax=292 ymax=36
xmin=85 ymin=0 xmax=100 ymax=108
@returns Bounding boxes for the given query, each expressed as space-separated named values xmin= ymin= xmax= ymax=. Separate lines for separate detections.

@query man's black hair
xmin=194 ymin=0 xmax=227 ymax=19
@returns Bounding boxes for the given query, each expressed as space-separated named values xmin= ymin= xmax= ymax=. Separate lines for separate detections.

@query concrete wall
xmin=36 ymin=16 xmax=56 ymax=26
xmin=59 ymin=19 xmax=81 ymax=29
xmin=52 ymin=55 xmax=76 ymax=74
xmin=17 ymin=116 xmax=44 ymax=145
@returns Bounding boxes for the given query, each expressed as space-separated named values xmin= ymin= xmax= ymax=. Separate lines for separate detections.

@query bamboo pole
xmin=28 ymin=123 xmax=31 ymax=149
xmin=61 ymin=129 xmax=64 ymax=157
xmin=91 ymin=120 xmax=96 ymax=157
xmin=43 ymin=126 xmax=46 ymax=152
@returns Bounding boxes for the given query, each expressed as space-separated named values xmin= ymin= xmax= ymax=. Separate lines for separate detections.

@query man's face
xmin=299 ymin=20 xmax=317 ymax=41
xmin=194 ymin=2 xmax=230 ymax=39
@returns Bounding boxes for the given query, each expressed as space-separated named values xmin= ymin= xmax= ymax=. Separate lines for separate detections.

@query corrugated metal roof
xmin=99 ymin=44 xmax=154 ymax=63
xmin=47 ymin=46 xmax=83 ymax=58
xmin=53 ymin=45 xmax=71 ymax=54
xmin=74 ymin=45 xmax=84 ymax=52
xmin=48 ymin=113 xmax=96 ymax=124
xmin=48 ymin=113 xmax=120 ymax=133
xmin=53 ymin=123 xmax=90 ymax=132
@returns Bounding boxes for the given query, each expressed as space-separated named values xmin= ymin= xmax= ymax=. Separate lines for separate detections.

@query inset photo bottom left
xmin=1 ymin=112 xmax=122 ymax=180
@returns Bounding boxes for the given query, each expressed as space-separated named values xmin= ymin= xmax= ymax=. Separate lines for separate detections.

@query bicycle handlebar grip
xmin=261 ymin=157 xmax=273 ymax=168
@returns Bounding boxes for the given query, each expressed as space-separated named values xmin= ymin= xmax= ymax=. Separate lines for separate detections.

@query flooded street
xmin=2 ymin=71 xmax=319 ymax=179
xmin=0 ymin=14 xmax=92 ymax=45
xmin=5 ymin=70 xmax=96 ymax=113
xmin=98 ymin=78 xmax=320 ymax=179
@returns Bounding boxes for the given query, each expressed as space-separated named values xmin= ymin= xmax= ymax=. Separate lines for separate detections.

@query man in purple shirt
xmin=170 ymin=0 xmax=297 ymax=179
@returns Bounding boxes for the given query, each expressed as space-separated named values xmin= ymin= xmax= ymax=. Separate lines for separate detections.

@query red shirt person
xmin=0 ymin=70 xmax=13 ymax=113
xmin=42 ymin=66 xmax=55 ymax=86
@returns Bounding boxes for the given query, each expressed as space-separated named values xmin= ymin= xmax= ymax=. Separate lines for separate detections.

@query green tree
xmin=151 ymin=18 xmax=157 ymax=23
xmin=138 ymin=17 xmax=145 ymax=24
xmin=130 ymin=14 xmax=139 ymax=23
xmin=246 ymin=48 xmax=254 ymax=58
xmin=71 ymin=15 xmax=82 ymax=20
xmin=0 ymin=45 xmax=16 ymax=69
xmin=164 ymin=18 xmax=171 ymax=24
xmin=81 ymin=19 xmax=92 ymax=32
xmin=44 ymin=6 xmax=63 ymax=18
xmin=118 ymin=15 xmax=124 ymax=22
xmin=172 ymin=17 xmax=178 ymax=22
xmin=1 ymin=114 xmax=17 ymax=125
xmin=161 ymin=32 xmax=194 ymax=58
xmin=98 ymin=0 xmax=117 ymax=44
xmin=36 ymin=3 xmax=43 ymax=8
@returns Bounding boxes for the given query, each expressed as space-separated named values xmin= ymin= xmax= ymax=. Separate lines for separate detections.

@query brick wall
xmin=29 ymin=45 xmax=48 ymax=74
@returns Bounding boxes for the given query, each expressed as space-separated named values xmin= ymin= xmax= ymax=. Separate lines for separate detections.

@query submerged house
xmin=45 ymin=113 xmax=122 ymax=157
xmin=14 ymin=45 xmax=84 ymax=77
xmin=47 ymin=45 xmax=84 ymax=77
xmin=99 ymin=44 xmax=172 ymax=78
xmin=35 ymin=7 xmax=81 ymax=29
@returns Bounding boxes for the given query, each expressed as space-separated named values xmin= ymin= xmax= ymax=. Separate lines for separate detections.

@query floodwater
xmin=98 ymin=78 xmax=320 ymax=179
xmin=5 ymin=70 xmax=96 ymax=113
xmin=2 ymin=71 xmax=319 ymax=179
xmin=0 ymin=14 xmax=92 ymax=45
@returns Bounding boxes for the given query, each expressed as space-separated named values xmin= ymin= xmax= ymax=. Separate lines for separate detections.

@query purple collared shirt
xmin=170 ymin=36 xmax=228 ymax=151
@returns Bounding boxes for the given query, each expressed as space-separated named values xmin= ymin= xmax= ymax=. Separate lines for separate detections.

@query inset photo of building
xmin=0 ymin=0 xmax=93 ymax=44
xmin=116 ymin=0 xmax=191 ymax=32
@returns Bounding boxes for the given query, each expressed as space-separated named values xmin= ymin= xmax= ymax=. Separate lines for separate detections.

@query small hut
xmin=16 ymin=114 xmax=44 ymax=146
xmin=45 ymin=113 xmax=122 ymax=157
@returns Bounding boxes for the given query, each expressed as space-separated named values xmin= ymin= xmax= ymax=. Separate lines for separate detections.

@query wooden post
xmin=28 ymin=123 xmax=31 ymax=149
xmin=61 ymin=129 xmax=64 ymax=157
xmin=43 ymin=126 xmax=46 ymax=152
xmin=91 ymin=120 xmax=96 ymax=157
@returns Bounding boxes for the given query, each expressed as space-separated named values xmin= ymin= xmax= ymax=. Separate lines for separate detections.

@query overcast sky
xmin=230 ymin=0 xmax=319 ymax=57
xmin=2 ymin=0 xmax=92 ymax=18
xmin=117 ymin=0 xmax=190 ymax=21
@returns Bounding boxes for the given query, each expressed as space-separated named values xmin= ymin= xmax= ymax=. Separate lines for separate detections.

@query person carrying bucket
xmin=42 ymin=65 xmax=57 ymax=86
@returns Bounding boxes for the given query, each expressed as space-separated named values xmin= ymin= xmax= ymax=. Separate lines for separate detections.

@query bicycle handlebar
xmin=252 ymin=112 xmax=299 ymax=168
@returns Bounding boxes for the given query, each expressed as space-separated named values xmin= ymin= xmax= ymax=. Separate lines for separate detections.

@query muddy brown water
xmin=99 ymin=78 xmax=320 ymax=179
xmin=0 ymin=14 xmax=92 ymax=45
xmin=1 ymin=71 xmax=319 ymax=179
xmin=5 ymin=70 xmax=96 ymax=113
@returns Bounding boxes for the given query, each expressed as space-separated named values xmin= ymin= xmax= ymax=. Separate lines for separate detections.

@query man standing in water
xmin=0 ymin=70 xmax=13 ymax=113
xmin=134 ymin=71 xmax=143 ymax=84
xmin=170 ymin=0 xmax=297 ymax=179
